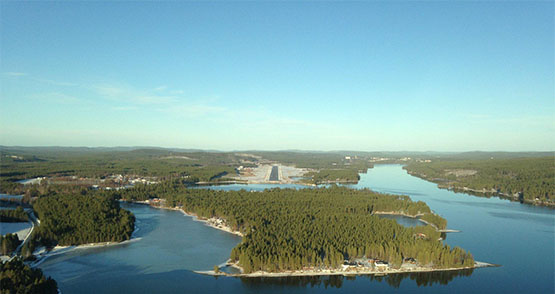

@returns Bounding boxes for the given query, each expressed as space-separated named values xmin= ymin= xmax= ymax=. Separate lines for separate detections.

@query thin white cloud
xmin=154 ymin=85 xmax=167 ymax=91
xmin=34 ymin=78 xmax=78 ymax=87
xmin=2 ymin=72 xmax=79 ymax=86
xmin=33 ymin=92 xmax=83 ymax=104
xmin=2 ymin=72 xmax=27 ymax=76
xmin=93 ymin=84 xmax=178 ymax=105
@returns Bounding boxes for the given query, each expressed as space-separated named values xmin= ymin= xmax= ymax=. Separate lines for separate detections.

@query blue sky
xmin=1 ymin=1 xmax=553 ymax=151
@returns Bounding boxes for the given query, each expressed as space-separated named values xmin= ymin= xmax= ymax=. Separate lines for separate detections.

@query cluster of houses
xmin=415 ymin=159 xmax=432 ymax=163
xmin=342 ymin=258 xmax=390 ymax=272
xmin=107 ymin=174 xmax=158 ymax=185
xmin=101 ymin=174 xmax=158 ymax=190
xmin=206 ymin=217 xmax=227 ymax=229
xmin=369 ymin=157 xmax=391 ymax=162
xmin=341 ymin=257 xmax=421 ymax=272
xmin=17 ymin=174 xmax=159 ymax=191
xmin=145 ymin=198 xmax=166 ymax=207
xmin=414 ymin=233 xmax=428 ymax=240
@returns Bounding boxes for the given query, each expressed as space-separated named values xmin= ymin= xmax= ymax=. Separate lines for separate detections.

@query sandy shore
xmin=196 ymin=261 xmax=497 ymax=278
xmin=149 ymin=204 xmax=244 ymax=237
xmin=30 ymin=238 xmax=141 ymax=267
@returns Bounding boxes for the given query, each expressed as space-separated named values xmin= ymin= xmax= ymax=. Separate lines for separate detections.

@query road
xmin=12 ymin=209 xmax=38 ymax=259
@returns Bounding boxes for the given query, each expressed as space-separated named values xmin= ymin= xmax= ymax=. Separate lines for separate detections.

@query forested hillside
xmin=404 ymin=156 xmax=554 ymax=205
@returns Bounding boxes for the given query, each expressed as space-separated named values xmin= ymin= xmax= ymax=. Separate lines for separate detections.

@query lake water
xmin=0 ymin=193 xmax=23 ymax=200
xmin=0 ymin=221 xmax=32 ymax=238
xmin=376 ymin=214 xmax=424 ymax=227
xmin=37 ymin=165 xmax=554 ymax=293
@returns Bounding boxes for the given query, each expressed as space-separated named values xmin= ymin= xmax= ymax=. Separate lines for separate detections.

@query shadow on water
xmin=59 ymin=268 xmax=474 ymax=294
xmin=120 ymin=203 xmax=160 ymax=238
xmin=238 ymin=268 xmax=475 ymax=289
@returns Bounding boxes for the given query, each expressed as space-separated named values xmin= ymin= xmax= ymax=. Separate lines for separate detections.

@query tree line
xmin=304 ymin=169 xmax=361 ymax=184
xmin=1 ymin=233 xmax=21 ymax=255
xmin=0 ymin=206 xmax=28 ymax=222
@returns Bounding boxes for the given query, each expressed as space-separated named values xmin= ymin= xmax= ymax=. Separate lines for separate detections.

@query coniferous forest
xmin=32 ymin=194 xmax=135 ymax=247
xmin=116 ymin=184 xmax=474 ymax=273
xmin=0 ymin=206 xmax=28 ymax=223
xmin=1 ymin=233 xmax=21 ymax=256
xmin=0 ymin=259 xmax=58 ymax=294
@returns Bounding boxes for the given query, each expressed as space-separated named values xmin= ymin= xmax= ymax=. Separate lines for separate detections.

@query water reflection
xmin=238 ymin=268 xmax=474 ymax=289
xmin=239 ymin=275 xmax=346 ymax=289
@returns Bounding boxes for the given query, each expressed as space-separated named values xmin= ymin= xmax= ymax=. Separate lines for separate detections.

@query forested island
xmin=115 ymin=184 xmax=476 ymax=276
xmin=31 ymin=194 xmax=135 ymax=247
xmin=404 ymin=156 xmax=554 ymax=207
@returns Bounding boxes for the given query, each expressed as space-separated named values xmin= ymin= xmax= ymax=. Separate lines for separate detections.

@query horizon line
xmin=1 ymin=145 xmax=554 ymax=154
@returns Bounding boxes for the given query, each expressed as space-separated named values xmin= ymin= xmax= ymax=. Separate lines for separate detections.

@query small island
xmin=116 ymin=184 xmax=486 ymax=277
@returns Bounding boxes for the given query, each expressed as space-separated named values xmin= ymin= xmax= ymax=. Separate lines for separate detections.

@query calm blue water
xmin=0 ymin=193 xmax=23 ymax=200
xmin=377 ymin=214 xmax=424 ymax=227
xmin=38 ymin=165 xmax=554 ymax=293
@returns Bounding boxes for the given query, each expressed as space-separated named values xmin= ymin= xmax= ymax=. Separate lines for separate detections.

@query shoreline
xmin=143 ymin=203 xmax=244 ymax=237
xmin=372 ymin=211 xmax=460 ymax=233
xmin=403 ymin=170 xmax=555 ymax=208
xmin=122 ymin=201 xmax=478 ymax=279
xmin=30 ymin=238 xmax=141 ymax=267
xmin=196 ymin=261 xmax=497 ymax=278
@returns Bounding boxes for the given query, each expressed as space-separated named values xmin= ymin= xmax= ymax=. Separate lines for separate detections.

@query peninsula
xmin=116 ymin=184 xmax=479 ymax=277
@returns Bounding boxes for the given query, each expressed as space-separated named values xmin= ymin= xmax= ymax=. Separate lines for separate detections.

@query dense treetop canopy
xmin=0 ymin=259 xmax=57 ymax=294
xmin=32 ymin=194 xmax=135 ymax=247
